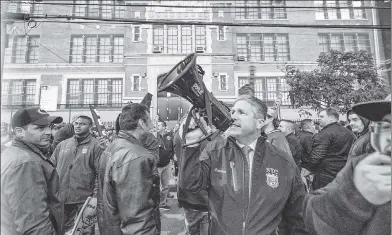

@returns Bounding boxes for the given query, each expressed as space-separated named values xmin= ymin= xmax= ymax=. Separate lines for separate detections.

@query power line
xmin=7 ymin=1 xmax=390 ymax=10
xmin=11 ymin=26 xmax=88 ymax=73
xmin=26 ymin=15 xmax=390 ymax=30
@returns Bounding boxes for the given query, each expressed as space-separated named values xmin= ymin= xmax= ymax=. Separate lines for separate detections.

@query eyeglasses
xmin=369 ymin=122 xmax=391 ymax=134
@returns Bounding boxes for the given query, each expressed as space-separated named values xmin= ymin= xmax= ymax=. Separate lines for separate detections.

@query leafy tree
xmin=284 ymin=50 xmax=390 ymax=113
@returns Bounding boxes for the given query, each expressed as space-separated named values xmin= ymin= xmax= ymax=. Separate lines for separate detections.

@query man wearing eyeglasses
xmin=304 ymin=98 xmax=391 ymax=235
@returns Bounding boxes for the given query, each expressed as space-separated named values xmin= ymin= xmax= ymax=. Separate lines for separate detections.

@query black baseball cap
xmin=352 ymin=99 xmax=391 ymax=122
xmin=12 ymin=107 xmax=63 ymax=128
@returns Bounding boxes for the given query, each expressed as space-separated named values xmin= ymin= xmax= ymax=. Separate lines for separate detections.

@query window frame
xmin=234 ymin=0 xmax=287 ymax=20
xmin=217 ymin=26 xmax=226 ymax=41
xmin=1 ymin=79 xmax=37 ymax=107
xmin=7 ymin=35 xmax=40 ymax=64
xmin=66 ymin=78 xmax=123 ymax=108
xmin=131 ymin=74 xmax=141 ymax=92
xmin=317 ymin=33 xmax=371 ymax=53
xmin=69 ymin=34 xmax=124 ymax=63
xmin=236 ymin=33 xmax=290 ymax=62
xmin=238 ymin=76 xmax=290 ymax=105
xmin=72 ymin=0 xmax=125 ymax=19
xmin=314 ymin=0 xmax=367 ymax=20
xmin=218 ymin=73 xmax=229 ymax=91
xmin=132 ymin=26 xmax=142 ymax=42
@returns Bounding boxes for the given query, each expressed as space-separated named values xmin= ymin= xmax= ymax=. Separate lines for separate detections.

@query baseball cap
xmin=12 ymin=107 xmax=63 ymax=128
xmin=352 ymin=97 xmax=391 ymax=122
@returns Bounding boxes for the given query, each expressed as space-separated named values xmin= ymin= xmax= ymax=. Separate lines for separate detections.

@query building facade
xmin=1 ymin=0 xmax=389 ymax=126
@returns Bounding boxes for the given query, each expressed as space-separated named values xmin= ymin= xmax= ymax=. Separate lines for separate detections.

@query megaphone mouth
xmin=158 ymin=53 xmax=197 ymax=92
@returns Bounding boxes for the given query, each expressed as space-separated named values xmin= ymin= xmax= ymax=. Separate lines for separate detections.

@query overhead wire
xmin=6 ymin=0 xmax=390 ymax=10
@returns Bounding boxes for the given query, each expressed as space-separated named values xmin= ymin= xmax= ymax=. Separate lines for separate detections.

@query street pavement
xmin=161 ymin=193 xmax=186 ymax=235
xmin=95 ymin=191 xmax=186 ymax=235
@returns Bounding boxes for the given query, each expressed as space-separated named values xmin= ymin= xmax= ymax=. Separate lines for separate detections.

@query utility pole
xmin=248 ymin=65 xmax=255 ymax=96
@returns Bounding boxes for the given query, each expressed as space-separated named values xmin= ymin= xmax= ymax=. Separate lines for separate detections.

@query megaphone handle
xmin=191 ymin=109 xmax=210 ymax=137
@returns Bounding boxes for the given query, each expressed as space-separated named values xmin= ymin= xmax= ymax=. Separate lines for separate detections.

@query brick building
xmin=1 ymin=0 xmax=389 ymax=126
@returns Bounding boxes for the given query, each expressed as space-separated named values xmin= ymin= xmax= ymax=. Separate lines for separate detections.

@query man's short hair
xmin=119 ymin=103 xmax=150 ymax=131
xmin=75 ymin=115 xmax=93 ymax=125
xmin=158 ymin=120 xmax=167 ymax=127
xmin=321 ymin=107 xmax=339 ymax=120
xmin=281 ymin=119 xmax=295 ymax=132
xmin=234 ymin=95 xmax=268 ymax=120
xmin=300 ymin=119 xmax=313 ymax=130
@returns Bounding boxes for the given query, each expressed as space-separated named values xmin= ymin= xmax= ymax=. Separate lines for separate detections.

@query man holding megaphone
xmin=178 ymin=95 xmax=308 ymax=235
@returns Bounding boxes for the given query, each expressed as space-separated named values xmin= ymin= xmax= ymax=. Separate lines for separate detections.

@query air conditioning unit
xmin=237 ymin=55 xmax=246 ymax=61
xmin=196 ymin=46 xmax=205 ymax=53
xmin=153 ymin=46 xmax=162 ymax=53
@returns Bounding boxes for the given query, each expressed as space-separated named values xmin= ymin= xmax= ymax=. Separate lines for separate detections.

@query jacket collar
xmin=321 ymin=122 xmax=338 ymax=130
xmin=12 ymin=137 xmax=51 ymax=162
xmin=117 ymin=130 xmax=142 ymax=146
xmin=72 ymin=133 xmax=92 ymax=145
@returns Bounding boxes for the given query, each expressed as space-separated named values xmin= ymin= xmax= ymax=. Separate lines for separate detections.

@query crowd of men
xmin=0 ymin=89 xmax=390 ymax=234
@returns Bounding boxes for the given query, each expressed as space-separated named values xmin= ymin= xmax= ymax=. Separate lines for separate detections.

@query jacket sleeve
xmin=179 ymin=145 xmax=211 ymax=193
xmin=279 ymin=168 xmax=309 ymax=235
xmin=50 ymin=142 xmax=61 ymax=167
xmin=303 ymin=133 xmax=329 ymax=171
xmin=4 ymin=162 xmax=57 ymax=234
xmin=91 ymin=142 xmax=104 ymax=197
xmin=108 ymin=154 xmax=159 ymax=235
xmin=303 ymin=157 xmax=376 ymax=234
xmin=143 ymin=133 xmax=159 ymax=162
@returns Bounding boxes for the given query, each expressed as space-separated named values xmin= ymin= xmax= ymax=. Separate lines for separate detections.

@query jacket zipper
xmin=241 ymin=149 xmax=249 ymax=235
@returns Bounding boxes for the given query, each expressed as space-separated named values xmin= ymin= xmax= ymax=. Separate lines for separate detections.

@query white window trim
xmin=2 ymin=74 xmax=41 ymax=104
xmin=217 ymin=26 xmax=227 ymax=41
xmin=131 ymin=74 xmax=141 ymax=91
xmin=218 ymin=10 xmax=224 ymax=18
xmin=218 ymin=73 xmax=229 ymax=91
xmin=62 ymin=74 xmax=125 ymax=104
xmin=132 ymin=25 xmax=142 ymax=42
xmin=151 ymin=25 xmax=208 ymax=53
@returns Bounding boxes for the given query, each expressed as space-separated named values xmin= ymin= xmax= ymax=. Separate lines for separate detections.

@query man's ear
xmin=138 ymin=118 xmax=145 ymax=129
xmin=14 ymin=127 xmax=25 ymax=138
xmin=256 ymin=118 xmax=267 ymax=130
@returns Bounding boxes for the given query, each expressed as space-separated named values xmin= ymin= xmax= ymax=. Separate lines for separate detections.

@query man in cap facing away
xmin=1 ymin=107 xmax=64 ymax=235
xmin=304 ymin=98 xmax=391 ymax=235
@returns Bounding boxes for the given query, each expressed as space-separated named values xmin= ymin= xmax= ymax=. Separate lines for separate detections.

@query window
xmin=167 ymin=26 xmax=178 ymax=53
xmin=5 ymin=36 xmax=40 ymax=64
xmin=73 ymin=0 xmax=125 ymax=19
xmin=153 ymin=26 xmax=164 ymax=49
xmin=315 ymin=0 xmax=366 ymax=20
xmin=131 ymin=75 xmax=141 ymax=91
xmin=70 ymin=35 xmax=124 ymax=63
xmin=238 ymin=77 xmax=290 ymax=105
xmin=151 ymin=25 xmax=207 ymax=53
xmin=66 ymin=78 xmax=122 ymax=107
xmin=1 ymin=79 xmax=36 ymax=106
xmin=218 ymin=74 xmax=228 ymax=91
xmin=195 ymin=26 xmax=206 ymax=49
xmin=182 ymin=26 xmax=193 ymax=53
xmin=235 ymin=0 xmax=287 ymax=19
xmin=236 ymin=33 xmax=290 ymax=61
xmin=318 ymin=33 xmax=371 ymax=53
xmin=7 ymin=1 xmax=43 ymax=14
xmin=218 ymin=26 xmax=226 ymax=41
xmin=133 ymin=26 xmax=141 ymax=42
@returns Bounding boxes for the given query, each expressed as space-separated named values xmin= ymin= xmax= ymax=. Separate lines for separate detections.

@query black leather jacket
xmin=100 ymin=131 xmax=160 ymax=235
xmin=180 ymin=136 xmax=308 ymax=235
xmin=303 ymin=123 xmax=355 ymax=183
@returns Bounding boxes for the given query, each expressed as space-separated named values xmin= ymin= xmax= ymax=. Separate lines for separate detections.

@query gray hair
xmin=234 ymin=95 xmax=268 ymax=120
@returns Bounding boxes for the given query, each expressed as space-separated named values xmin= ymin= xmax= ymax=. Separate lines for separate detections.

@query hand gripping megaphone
xmin=157 ymin=53 xmax=233 ymax=144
